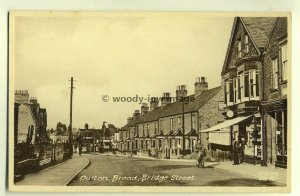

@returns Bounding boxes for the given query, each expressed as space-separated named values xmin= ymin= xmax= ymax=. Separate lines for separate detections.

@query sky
xmin=14 ymin=12 xmax=234 ymax=129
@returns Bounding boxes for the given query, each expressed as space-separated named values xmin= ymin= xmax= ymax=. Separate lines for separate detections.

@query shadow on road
xmin=150 ymin=164 xmax=197 ymax=170
xmin=205 ymin=178 xmax=284 ymax=187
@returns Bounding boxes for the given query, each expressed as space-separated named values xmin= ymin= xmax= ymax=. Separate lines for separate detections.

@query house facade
xmin=118 ymin=77 xmax=224 ymax=159
xmin=200 ymin=17 xmax=288 ymax=168
xmin=261 ymin=17 xmax=288 ymax=168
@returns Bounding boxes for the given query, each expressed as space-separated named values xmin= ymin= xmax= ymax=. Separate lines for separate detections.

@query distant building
xmin=14 ymin=90 xmax=49 ymax=144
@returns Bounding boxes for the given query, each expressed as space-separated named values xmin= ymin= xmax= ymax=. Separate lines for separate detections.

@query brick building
xmin=261 ymin=17 xmax=288 ymax=168
xmin=200 ymin=17 xmax=288 ymax=168
xmin=118 ymin=77 xmax=224 ymax=159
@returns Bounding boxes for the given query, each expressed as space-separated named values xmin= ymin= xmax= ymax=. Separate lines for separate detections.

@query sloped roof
xmin=241 ymin=17 xmax=277 ymax=48
xmin=222 ymin=17 xmax=277 ymax=73
xmin=120 ymin=86 xmax=221 ymax=130
xmin=160 ymin=86 xmax=222 ymax=118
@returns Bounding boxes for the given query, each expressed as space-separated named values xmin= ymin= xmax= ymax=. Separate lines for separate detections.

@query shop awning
xmin=199 ymin=115 xmax=252 ymax=133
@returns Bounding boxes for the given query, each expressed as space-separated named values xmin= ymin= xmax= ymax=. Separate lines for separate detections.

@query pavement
xmin=214 ymin=161 xmax=287 ymax=185
xmin=15 ymin=154 xmax=89 ymax=186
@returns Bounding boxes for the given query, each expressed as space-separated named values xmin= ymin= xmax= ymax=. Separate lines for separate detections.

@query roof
xmin=160 ymin=86 xmax=222 ymax=118
xmin=119 ymin=86 xmax=221 ymax=130
xmin=241 ymin=17 xmax=277 ymax=48
xmin=222 ymin=17 xmax=277 ymax=73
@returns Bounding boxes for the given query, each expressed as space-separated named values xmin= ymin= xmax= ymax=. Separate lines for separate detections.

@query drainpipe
xmin=261 ymin=49 xmax=268 ymax=166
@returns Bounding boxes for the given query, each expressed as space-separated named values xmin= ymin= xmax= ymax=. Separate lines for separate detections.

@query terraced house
xmin=119 ymin=77 xmax=225 ymax=159
xmin=200 ymin=17 xmax=289 ymax=168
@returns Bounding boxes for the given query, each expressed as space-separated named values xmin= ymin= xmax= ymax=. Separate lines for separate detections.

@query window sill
xmin=269 ymin=88 xmax=280 ymax=93
xmin=280 ymin=80 xmax=287 ymax=85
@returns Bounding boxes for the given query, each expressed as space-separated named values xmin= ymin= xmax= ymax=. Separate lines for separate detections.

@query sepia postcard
xmin=8 ymin=11 xmax=291 ymax=192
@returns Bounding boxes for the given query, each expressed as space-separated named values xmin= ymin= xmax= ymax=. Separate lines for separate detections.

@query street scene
xmin=10 ymin=12 xmax=289 ymax=190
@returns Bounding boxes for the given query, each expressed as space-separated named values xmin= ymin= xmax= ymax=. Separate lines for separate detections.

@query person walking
xmin=232 ymin=138 xmax=240 ymax=165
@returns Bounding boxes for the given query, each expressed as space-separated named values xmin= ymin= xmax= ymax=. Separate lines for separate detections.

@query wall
xmin=198 ymin=88 xmax=225 ymax=149
xmin=17 ymin=104 xmax=35 ymax=143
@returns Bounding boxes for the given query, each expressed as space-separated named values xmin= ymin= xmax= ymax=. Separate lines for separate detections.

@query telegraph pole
xmin=182 ymin=98 xmax=185 ymax=155
xmin=69 ymin=77 xmax=75 ymax=157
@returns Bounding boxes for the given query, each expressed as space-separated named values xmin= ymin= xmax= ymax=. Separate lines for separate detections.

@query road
xmin=69 ymin=154 xmax=283 ymax=186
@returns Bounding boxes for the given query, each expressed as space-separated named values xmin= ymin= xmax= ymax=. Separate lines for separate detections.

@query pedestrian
xmin=239 ymin=138 xmax=245 ymax=163
xmin=232 ymin=138 xmax=239 ymax=165
xmin=79 ymin=144 xmax=82 ymax=156
xmin=196 ymin=143 xmax=206 ymax=168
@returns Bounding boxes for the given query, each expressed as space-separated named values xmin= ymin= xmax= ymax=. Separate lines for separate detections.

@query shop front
xmin=200 ymin=114 xmax=262 ymax=164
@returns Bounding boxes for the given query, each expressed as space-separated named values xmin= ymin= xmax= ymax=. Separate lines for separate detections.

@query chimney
xmin=150 ymin=97 xmax=159 ymax=111
xmin=29 ymin=97 xmax=38 ymax=104
xmin=195 ymin=77 xmax=208 ymax=98
xmin=141 ymin=103 xmax=149 ymax=115
xmin=127 ymin=117 xmax=133 ymax=124
xmin=176 ymin=85 xmax=187 ymax=100
xmin=15 ymin=90 xmax=29 ymax=104
xmin=161 ymin=92 xmax=172 ymax=107
xmin=132 ymin=110 xmax=141 ymax=121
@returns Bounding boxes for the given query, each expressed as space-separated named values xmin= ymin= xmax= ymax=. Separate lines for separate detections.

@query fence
xmin=15 ymin=142 xmax=72 ymax=178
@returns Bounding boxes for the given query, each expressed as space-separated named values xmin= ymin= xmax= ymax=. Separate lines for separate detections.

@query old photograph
xmin=8 ymin=11 xmax=290 ymax=192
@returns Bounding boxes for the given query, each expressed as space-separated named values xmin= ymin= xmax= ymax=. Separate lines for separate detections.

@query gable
xmin=222 ymin=18 xmax=260 ymax=74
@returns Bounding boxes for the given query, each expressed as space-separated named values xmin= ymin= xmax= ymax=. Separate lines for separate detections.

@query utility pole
xmin=69 ymin=77 xmax=75 ymax=157
xmin=182 ymin=98 xmax=185 ymax=155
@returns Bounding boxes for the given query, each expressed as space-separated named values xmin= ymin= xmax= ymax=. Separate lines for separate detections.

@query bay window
xmin=234 ymin=78 xmax=238 ymax=103
xmin=249 ymin=69 xmax=259 ymax=98
xmin=237 ymin=71 xmax=244 ymax=101
xmin=225 ymin=78 xmax=234 ymax=105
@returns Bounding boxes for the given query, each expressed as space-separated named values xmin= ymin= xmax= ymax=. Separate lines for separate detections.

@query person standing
xmin=239 ymin=138 xmax=245 ymax=163
xmin=232 ymin=138 xmax=239 ymax=165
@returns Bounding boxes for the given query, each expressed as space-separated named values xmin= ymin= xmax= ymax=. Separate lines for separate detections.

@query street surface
xmin=69 ymin=154 xmax=284 ymax=186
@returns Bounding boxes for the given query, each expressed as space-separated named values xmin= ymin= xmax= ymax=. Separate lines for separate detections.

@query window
xmin=225 ymin=79 xmax=229 ymax=104
xmin=147 ymin=124 xmax=149 ymax=136
xmin=245 ymin=35 xmax=249 ymax=53
xmin=225 ymin=78 xmax=234 ymax=105
xmin=237 ymin=71 xmax=244 ymax=101
xmin=177 ymin=117 xmax=181 ymax=129
xmin=281 ymin=43 xmax=288 ymax=81
xmin=238 ymin=40 xmax=242 ymax=58
xmin=249 ymin=69 xmax=259 ymax=98
xmin=233 ymin=78 xmax=237 ymax=103
xmin=143 ymin=124 xmax=145 ymax=136
xmin=244 ymin=71 xmax=249 ymax=98
xmin=272 ymin=58 xmax=279 ymax=89
xmin=170 ymin=118 xmax=173 ymax=130
xmin=155 ymin=122 xmax=158 ymax=134
xmin=192 ymin=114 xmax=196 ymax=129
